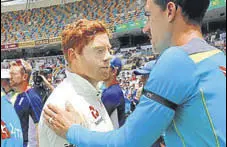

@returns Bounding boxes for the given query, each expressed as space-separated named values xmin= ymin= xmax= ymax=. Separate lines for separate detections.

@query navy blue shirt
xmin=101 ymin=84 xmax=125 ymax=127
xmin=14 ymin=88 xmax=43 ymax=146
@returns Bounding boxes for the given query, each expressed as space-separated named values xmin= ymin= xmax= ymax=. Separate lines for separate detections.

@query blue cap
xmin=133 ymin=60 xmax=156 ymax=75
xmin=110 ymin=57 xmax=122 ymax=70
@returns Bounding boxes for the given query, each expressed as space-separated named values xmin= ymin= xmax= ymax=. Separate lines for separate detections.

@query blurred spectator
xmin=1 ymin=88 xmax=23 ymax=147
xmin=9 ymin=59 xmax=43 ymax=147
xmin=1 ymin=69 xmax=18 ymax=104
xmin=101 ymin=57 xmax=125 ymax=129
xmin=132 ymin=60 xmax=156 ymax=111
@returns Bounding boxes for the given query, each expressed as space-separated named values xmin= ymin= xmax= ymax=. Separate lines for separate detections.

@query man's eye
xmin=97 ymin=49 xmax=104 ymax=53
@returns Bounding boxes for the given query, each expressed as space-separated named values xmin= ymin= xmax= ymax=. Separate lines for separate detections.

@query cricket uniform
xmin=39 ymin=70 xmax=114 ymax=147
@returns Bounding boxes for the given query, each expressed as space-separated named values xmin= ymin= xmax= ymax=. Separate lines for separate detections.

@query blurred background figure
xmin=1 ymin=68 xmax=17 ymax=103
xmin=1 ymin=69 xmax=23 ymax=147
xmin=101 ymin=57 xmax=125 ymax=129
xmin=9 ymin=59 xmax=43 ymax=147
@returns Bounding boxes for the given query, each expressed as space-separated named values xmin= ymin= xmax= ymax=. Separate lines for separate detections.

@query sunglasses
xmin=15 ymin=59 xmax=27 ymax=73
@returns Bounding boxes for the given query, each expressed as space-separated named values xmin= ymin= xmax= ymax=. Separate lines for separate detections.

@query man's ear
xmin=23 ymin=73 xmax=29 ymax=81
xmin=166 ymin=2 xmax=178 ymax=23
xmin=113 ymin=67 xmax=118 ymax=76
xmin=68 ymin=48 xmax=78 ymax=62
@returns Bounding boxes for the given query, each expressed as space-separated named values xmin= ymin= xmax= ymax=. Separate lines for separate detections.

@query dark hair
xmin=154 ymin=0 xmax=210 ymax=25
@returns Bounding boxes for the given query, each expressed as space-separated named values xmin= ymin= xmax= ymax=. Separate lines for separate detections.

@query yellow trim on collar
xmin=189 ymin=50 xmax=221 ymax=63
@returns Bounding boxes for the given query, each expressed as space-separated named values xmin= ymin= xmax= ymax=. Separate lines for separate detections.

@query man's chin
xmin=101 ymin=75 xmax=110 ymax=81
xmin=10 ymin=84 xmax=18 ymax=91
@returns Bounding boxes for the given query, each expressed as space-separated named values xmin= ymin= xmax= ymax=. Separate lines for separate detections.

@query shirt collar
xmin=65 ymin=70 xmax=99 ymax=99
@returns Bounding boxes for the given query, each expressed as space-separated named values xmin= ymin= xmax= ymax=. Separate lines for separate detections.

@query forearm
xmin=66 ymin=96 xmax=175 ymax=147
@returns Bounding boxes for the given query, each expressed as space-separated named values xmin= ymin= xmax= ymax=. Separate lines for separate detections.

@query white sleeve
xmin=110 ymin=109 xmax=119 ymax=129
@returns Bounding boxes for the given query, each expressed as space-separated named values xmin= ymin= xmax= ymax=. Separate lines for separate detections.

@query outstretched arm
xmin=44 ymin=95 xmax=175 ymax=147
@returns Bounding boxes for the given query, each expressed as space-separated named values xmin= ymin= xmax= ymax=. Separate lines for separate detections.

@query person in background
xmin=1 ymin=67 xmax=23 ymax=147
xmin=133 ymin=60 xmax=157 ymax=106
xmin=101 ymin=57 xmax=125 ymax=129
xmin=9 ymin=59 xmax=43 ymax=147
xmin=1 ymin=69 xmax=17 ymax=104
xmin=1 ymin=89 xmax=23 ymax=147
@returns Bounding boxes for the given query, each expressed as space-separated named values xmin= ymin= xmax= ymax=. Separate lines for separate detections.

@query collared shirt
xmin=39 ymin=70 xmax=114 ymax=147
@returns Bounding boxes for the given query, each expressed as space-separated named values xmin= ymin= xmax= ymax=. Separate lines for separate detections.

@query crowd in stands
xmin=1 ymin=0 xmax=145 ymax=44
xmin=204 ymin=29 xmax=226 ymax=53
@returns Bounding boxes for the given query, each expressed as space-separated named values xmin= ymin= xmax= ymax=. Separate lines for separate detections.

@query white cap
xmin=1 ymin=69 xmax=10 ymax=79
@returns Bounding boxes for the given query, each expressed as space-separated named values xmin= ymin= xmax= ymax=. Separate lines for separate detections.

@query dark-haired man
xmin=44 ymin=0 xmax=226 ymax=146
xmin=101 ymin=57 xmax=125 ymax=129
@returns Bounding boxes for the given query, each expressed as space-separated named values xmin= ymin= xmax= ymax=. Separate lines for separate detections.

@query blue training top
xmin=1 ymin=94 xmax=23 ymax=147
xmin=14 ymin=88 xmax=43 ymax=145
xmin=101 ymin=84 xmax=125 ymax=127
xmin=66 ymin=38 xmax=226 ymax=147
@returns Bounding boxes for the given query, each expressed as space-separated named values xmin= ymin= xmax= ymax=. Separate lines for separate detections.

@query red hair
xmin=62 ymin=19 xmax=109 ymax=61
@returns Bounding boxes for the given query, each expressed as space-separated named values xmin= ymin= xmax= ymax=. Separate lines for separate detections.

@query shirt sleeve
xmin=67 ymin=96 xmax=175 ymax=147
xmin=28 ymin=90 xmax=43 ymax=123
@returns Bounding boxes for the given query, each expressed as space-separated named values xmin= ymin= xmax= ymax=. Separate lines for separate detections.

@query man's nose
xmin=143 ymin=23 xmax=152 ymax=38
xmin=104 ymin=50 xmax=112 ymax=62
xmin=142 ymin=22 xmax=150 ymax=34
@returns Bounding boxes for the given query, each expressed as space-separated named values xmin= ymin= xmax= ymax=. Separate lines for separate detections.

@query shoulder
xmin=159 ymin=47 xmax=193 ymax=67
xmin=152 ymin=47 xmax=197 ymax=76
xmin=102 ymin=85 xmax=123 ymax=99
xmin=144 ymin=47 xmax=199 ymax=104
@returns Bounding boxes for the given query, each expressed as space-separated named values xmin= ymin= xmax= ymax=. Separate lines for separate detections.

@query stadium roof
xmin=1 ymin=0 xmax=81 ymax=12
xmin=1 ymin=0 xmax=37 ymax=6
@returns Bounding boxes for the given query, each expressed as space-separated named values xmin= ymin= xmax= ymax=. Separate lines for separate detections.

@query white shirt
xmin=110 ymin=109 xmax=119 ymax=129
xmin=28 ymin=116 xmax=37 ymax=147
xmin=38 ymin=70 xmax=114 ymax=147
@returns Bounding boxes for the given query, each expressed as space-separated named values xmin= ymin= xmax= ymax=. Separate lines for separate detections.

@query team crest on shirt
xmin=89 ymin=106 xmax=103 ymax=125
xmin=1 ymin=120 xmax=11 ymax=139
xmin=219 ymin=66 xmax=226 ymax=76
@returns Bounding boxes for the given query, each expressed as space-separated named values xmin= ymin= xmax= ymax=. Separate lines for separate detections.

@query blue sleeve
xmin=101 ymin=90 xmax=120 ymax=115
xmin=66 ymin=48 xmax=198 ymax=147
xmin=67 ymin=96 xmax=175 ymax=147
xmin=28 ymin=89 xmax=43 ymax=123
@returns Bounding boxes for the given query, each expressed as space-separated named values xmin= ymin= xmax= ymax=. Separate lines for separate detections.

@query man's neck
xmin=105 ymin=78 xmax=118 ymax=88
xmin=86 ymin=77 xmax=98 ymax=88
xmin=171 ymin=23 xmax=203 ymax=47
xmin=17 ymin=82 xmax=29 ymax=93
xmin=69 ymin=67 xmax=99 ymax=88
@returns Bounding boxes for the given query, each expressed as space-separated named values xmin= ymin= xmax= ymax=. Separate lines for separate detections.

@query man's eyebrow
xmin=93 ymin=46 xmax=106 ymax=49
xmin=93 ymin=45 xmax=112 ymax=49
